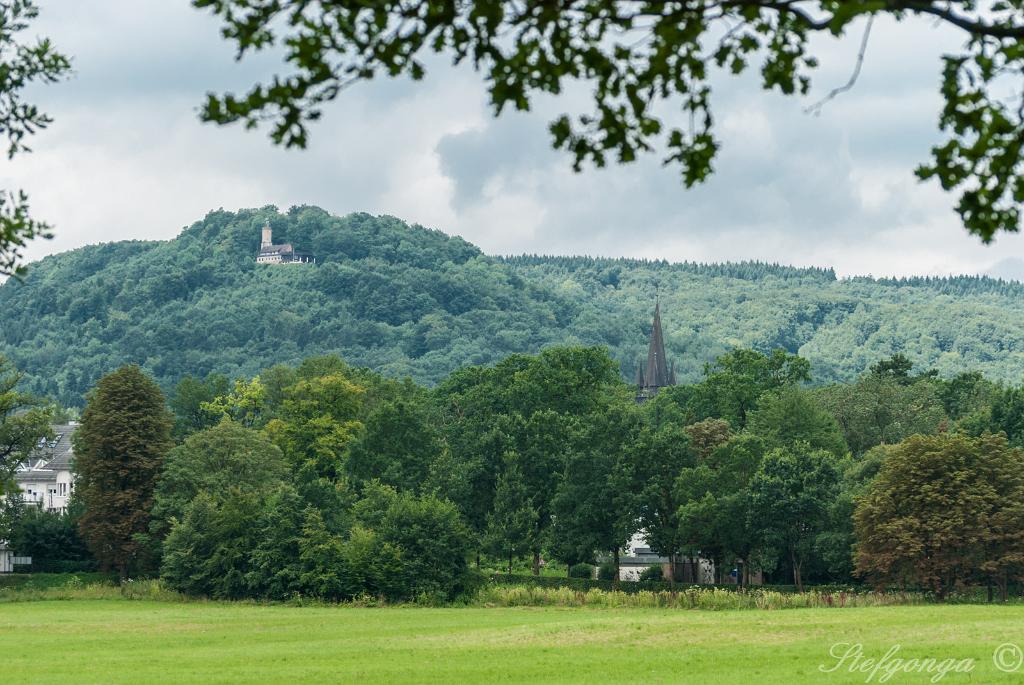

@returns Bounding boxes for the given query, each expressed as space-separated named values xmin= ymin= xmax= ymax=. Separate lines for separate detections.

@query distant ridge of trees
xmin=4 ymin=205 xmax=1024 ymax=407
xmin=496 ymin=255 xmax=838 ymax=283
xmin=848 ymin=274 xmax=1024 ymax=297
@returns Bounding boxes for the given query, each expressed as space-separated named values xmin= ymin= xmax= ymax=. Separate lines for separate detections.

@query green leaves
xmin=749 ymin=443 xmax=841 ymax=590
xmin=0 ymin=355 xmax=53 ymax=494
xmin=853 ymin=433 xmax=1024 ymax=597
xmin=75 ymin=364 xmax=174 ymax=577
xmin=917 ymin=30 xmax=1024 ymax=240
xmin=0 ymin=1 xmax=70 ymax=277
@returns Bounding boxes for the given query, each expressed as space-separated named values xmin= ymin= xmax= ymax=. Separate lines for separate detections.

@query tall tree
xmin=815 ymin=444 xmax=890 ymax=581
xmin=624 ymin=395 xmax=698 ymax=582
xmin=432 ymin=346 xmax=620 ymax=571
xmin=75 ymin=365 xmax=173 ymax=579
xmin=149 ymin=418 xmax=289 ymax=540
xmin=677 ymin=433 xmax=767 ymax=585
xmin=169 ymin=372 xmax=230 ymax=439
xmin=691 ymin=349 xmax=810 ymax=428
xmin=854 ymin=432 xmax=1024 ymax=600
xmin=0 ymin=355 xmax=52 ymax=493
xmin=347 ymin=394 xmax=441 ymax=492
xmin=263 ymin=372 xmax=365 ymax=478
xmin=815 ymin=375 xmax=946 ymax=456
xmin=0 ymin=1 xmax=71 ymax=277
xmin=940 ymin=371 xmax=1000 ymax=422
xmin=749 ymin=443 xmax=841 ymax=591
xmin=550 ymin=393 xmax=640 ymax=577
xmin=748 ymin=385 xmax=848 ymax=457
xmin=484 ymin=456 xmax=537 ymax=575
xmin=989 ymin=387 xmax=1024 ymax=447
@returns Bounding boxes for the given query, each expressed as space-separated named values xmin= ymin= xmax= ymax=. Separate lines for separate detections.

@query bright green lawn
xmin=2 ymin=601 xmax=1023 ymax=684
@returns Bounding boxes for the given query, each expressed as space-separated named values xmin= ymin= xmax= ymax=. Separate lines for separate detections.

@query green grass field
xmin=3 ymin=600 xmax=1023 ymax=683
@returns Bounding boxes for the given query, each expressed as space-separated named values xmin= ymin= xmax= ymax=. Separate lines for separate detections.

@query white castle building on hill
xmin=256 ymin=224 xmax=316 ymax=265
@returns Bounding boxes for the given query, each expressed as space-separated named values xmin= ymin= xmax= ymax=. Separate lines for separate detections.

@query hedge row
xmin=0 ymin=572 xmax=115 ymax=591
xmin=13 ymin=560 xmax=98 ymax=574
xmin=488 ymin=574 xmax=868 ymax=595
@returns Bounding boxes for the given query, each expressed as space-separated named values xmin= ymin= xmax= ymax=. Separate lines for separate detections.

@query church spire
xmin=638 ymin=300 xmax=676 ymax=401
xmin=644 ymin=301 xmax=671 ymax=388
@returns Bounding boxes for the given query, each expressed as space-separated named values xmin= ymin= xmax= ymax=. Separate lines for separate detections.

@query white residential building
xmin=13 ymin=424 xmax=77 ymax=512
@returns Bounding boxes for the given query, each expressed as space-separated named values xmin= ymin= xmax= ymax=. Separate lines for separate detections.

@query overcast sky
xmin=5 ymin=1 xmax=1024 ymax=279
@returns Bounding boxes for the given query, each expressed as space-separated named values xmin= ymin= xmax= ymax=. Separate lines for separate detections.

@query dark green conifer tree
xmin=75 ymin=365 xmax=173 ymax=579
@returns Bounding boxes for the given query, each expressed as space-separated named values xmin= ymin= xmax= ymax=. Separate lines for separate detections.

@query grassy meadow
xmin=3 ymin=599 xmax=1023 ymax=683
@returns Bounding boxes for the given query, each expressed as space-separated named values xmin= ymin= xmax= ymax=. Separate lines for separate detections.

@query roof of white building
xmin=14 ymin=423 xmax=77 ymax=483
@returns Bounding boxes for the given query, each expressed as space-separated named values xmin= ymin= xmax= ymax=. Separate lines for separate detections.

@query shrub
xmin=639 ymin=564 xmax=664 ymax=582
xmin=161 ymin=490 xmax=263 ymax=599
xmin=371 ymin=489 xmax=474 ymax=600
xmin=597 ymin=562 xmax=618 ymax=581
xmin=473 ymin=585 xmax=930 ymax=610
xmin=568 ymin=563 xmax=594 ymax=579
xmin=6 ymin=496 xmax=94 ymax=573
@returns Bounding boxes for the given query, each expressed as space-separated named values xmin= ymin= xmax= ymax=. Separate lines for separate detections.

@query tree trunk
xmin=997 ymin=573 xmax=1009 ymax=603
xmin=508 ymin=548 xmax=513 ymax=576
xmin=613 ymin=548 xmax=620 ymax=589
xmin=790 ymin=548 xmax=802 ymax=592
xmin=932 ymin=577 xmax=945 ymax=601
xmin=476 ymin=550 xmax=481 ymax=569
xmin=532 ymin=550 xmax=541 ymax=576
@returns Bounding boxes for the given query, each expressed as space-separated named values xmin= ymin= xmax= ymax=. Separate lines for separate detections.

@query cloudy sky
xmin=5 ymin=1 xmax=1024 ymax=278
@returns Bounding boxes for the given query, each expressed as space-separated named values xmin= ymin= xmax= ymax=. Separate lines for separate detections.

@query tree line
xmin=4 ymin=344 xmax=1024 ymax=601
xmin=6 ymin=208 xmax=1024 ymax=410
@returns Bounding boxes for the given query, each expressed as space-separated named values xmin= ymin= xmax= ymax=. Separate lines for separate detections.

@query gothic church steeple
xmin=637 ymin=301 xmax=676 ymax=401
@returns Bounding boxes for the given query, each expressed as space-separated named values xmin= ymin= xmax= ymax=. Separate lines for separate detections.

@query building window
xmin=58 ymin=482 xmax=67 ymax=496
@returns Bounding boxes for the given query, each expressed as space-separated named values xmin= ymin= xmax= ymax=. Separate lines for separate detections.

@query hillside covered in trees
xmin=2 ymin=205 xmax=1023 ymax=406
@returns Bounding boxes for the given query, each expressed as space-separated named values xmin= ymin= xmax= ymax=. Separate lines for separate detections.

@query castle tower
xmin=637 ymin=301 xmax=676 ymax=401
xmin=261 ymin=224 xmax=273 ymax=249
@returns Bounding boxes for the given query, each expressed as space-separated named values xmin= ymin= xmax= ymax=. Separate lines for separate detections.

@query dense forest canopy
xmin=2 ymin=205 xmax=1023 ymax=407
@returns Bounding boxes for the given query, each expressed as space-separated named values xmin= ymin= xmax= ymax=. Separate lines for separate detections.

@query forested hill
xmin=2 ymin=206 xmax=1023 ymax=406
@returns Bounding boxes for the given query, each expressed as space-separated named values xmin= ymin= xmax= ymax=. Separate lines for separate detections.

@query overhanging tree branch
xmin=805 ymin=14 xmax=874 ymax=115
xmin=193 ymin=0 xmax=1024 ymax=241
